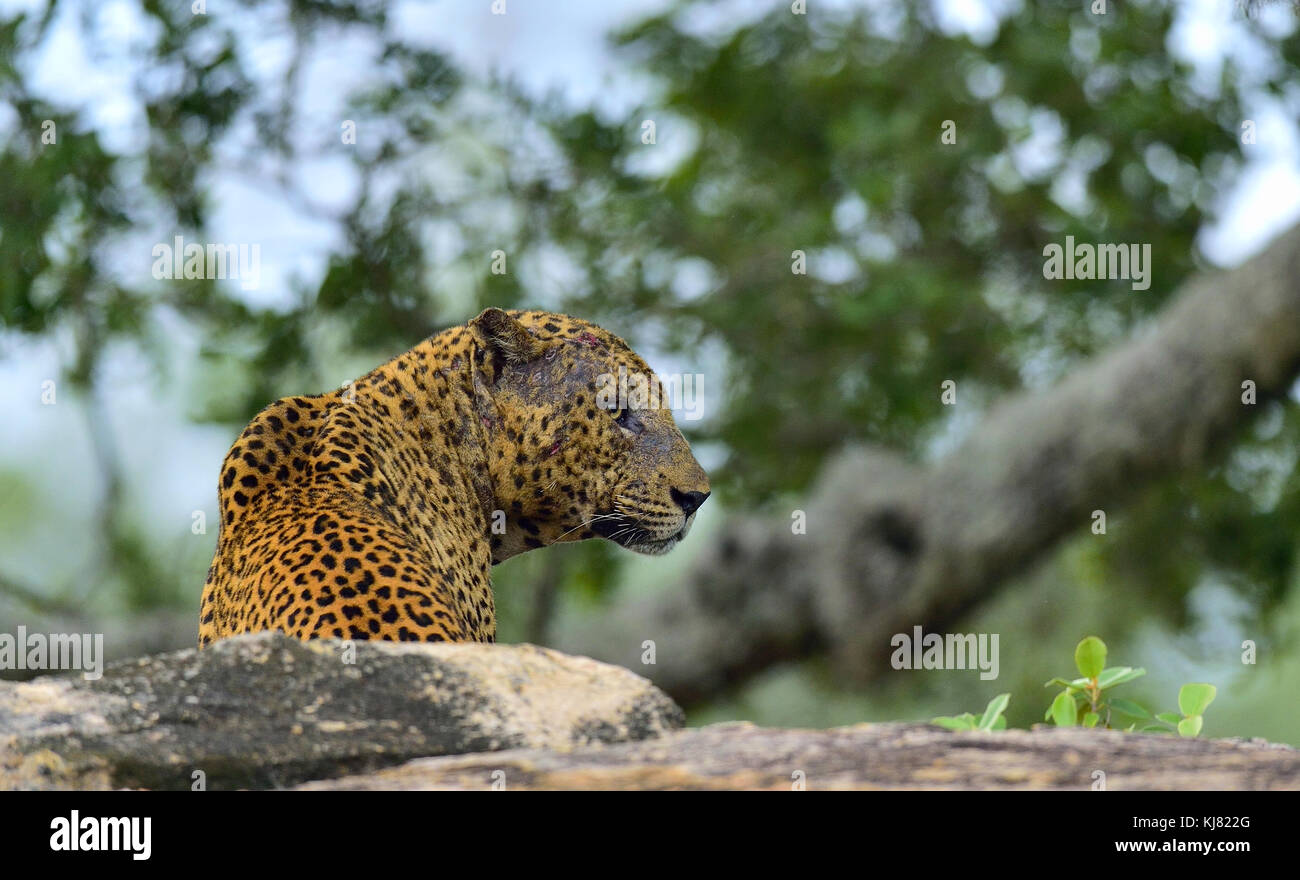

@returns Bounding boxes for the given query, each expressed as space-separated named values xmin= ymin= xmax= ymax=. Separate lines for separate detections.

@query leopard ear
xmin=470 ymin=308 xmax=544 ymax=364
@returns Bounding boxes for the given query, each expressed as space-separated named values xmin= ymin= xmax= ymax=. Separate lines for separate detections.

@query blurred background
xmin=1 ymin=0 xmax=1298 ymax=742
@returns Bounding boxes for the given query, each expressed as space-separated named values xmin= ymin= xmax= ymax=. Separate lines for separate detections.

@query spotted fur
xmin=199 ymin=308 xmax=710 ymax=646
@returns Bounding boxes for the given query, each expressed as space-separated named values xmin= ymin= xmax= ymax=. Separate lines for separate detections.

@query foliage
xmin=932 ymin=692 xmax=1009 ymax=732
xmin=1042 ymin=636 xmax=1216 ymax=736
xmin=0 ymin=0 xmax=1297 ymax=679
xmin=934 ymin=637 xmax=1216 ymax=737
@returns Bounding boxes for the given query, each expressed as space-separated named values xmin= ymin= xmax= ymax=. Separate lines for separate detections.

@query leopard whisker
xmin=553 ymin=513 xmax=622 ymax=542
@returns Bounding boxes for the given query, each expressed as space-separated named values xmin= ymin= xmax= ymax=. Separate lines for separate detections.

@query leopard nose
xmin=671 ymin=489 xmax=710 ymax=517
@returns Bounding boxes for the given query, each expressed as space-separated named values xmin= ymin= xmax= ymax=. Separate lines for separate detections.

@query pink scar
xmin=576 ymin=332 xmax=601 ymax=347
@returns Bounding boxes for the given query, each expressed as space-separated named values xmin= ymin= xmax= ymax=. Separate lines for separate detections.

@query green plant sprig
xmin=930 ymin=636 xmax=1216 ymax=737
xmin=1043 ymin=637 xmax=1215 ymax=737
xmin=932 ymin=693 xmax=1010 ymax=732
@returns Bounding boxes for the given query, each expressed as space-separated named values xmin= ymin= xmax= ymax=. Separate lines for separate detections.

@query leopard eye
xmin=603 ymin=399 xmax=642 ymax=433
xmin=610 ymin=407 xmax=644 ymax=435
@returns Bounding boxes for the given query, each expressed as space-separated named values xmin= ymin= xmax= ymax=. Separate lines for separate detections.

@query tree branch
xmin=553 ymin=223 xmax=1300 ymax=706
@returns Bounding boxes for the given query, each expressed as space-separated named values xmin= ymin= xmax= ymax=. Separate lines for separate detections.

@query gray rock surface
xmin=0 ymin=632 xmax=684 ymax=790
xmin=297 ymin=721 xmax=1300 ymax=791
xmin=4 ymin=633 xmax=1295 ymax=791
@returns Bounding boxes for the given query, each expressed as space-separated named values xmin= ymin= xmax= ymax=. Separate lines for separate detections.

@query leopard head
xmin=471 ymin=308 xmax=710 ymax=560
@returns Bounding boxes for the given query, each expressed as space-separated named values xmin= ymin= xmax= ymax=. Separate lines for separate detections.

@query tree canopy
xmin=2 ymin=0 xmax=1298 ymax=741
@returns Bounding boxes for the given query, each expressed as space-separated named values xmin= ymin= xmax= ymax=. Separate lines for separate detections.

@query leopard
xmin=198 ymin=308 xmax=710 ymax=647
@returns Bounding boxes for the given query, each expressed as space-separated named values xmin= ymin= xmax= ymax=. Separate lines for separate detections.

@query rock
xmin=0 ymin=632 xmax=684 ymax=790
xmin=297 ymin=721 xmax=1300 ymax=791
xmin=5 ymin=634 xmax=1294 ymax=791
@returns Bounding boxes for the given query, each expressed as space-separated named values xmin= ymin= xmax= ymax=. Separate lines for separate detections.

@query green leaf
xmin=1044 ymin=677 xmax=1089 ymax=691
xmin=1139 ymin=725 xmax=1169 ymax=733
xmin=935 ymin=711 xmax=979 ymax=731
xmin=1178 ymin=684 xmax=1217 ymax=717
xmin=1108 ymin=699 xmax=1151 ymax=719
xmin=932 ymin=715 xmax=975 ymax=731
xmin=1177 ymin=715 xmax=1203 ymax=738
xmin=992 ymin=716 xmax=1007 ymax=730
xmin=1050 ymin=691 xmax=1077 ymax=727
xmin=1097 ymin=667 xmax=1146 ymax=688
xmin=1083 ymin=711 xmax=1100 ymax=728
xmin=1155 ymin=713 xmax=1182 ymax=726
xmin=978 ymin=693 xmax=1011 ymax=731
xmin=1074 ymin=637 xmax=1107 ymax=679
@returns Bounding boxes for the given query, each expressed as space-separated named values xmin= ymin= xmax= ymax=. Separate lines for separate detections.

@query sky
xmin=1 ymin=0 xmax=1298 ymax=600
